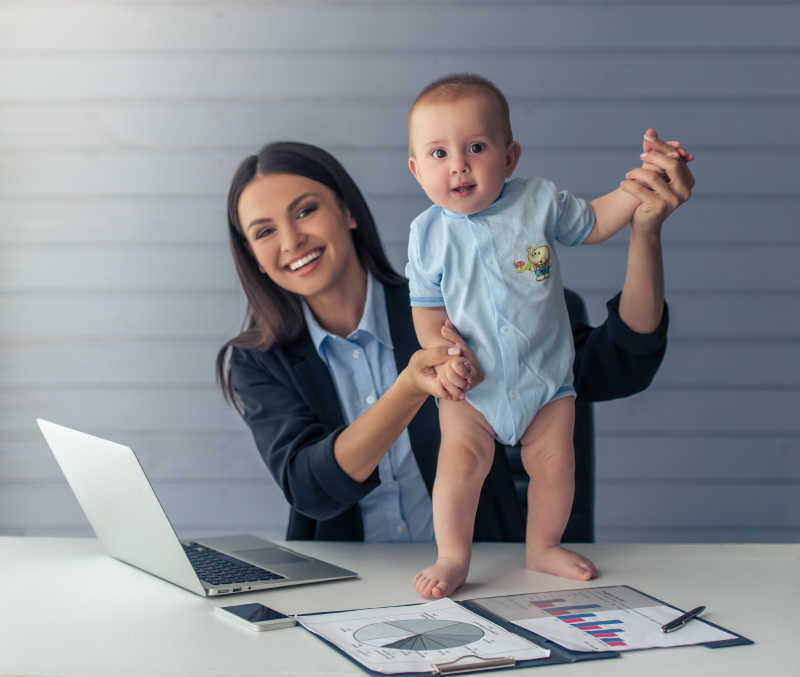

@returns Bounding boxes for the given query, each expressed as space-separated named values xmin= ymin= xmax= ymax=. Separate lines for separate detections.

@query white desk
xmin=2 ymin=538 xmax=797 ymax=676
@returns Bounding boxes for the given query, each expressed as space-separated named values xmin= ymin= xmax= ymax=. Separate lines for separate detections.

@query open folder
xmin=296 ymin=585 xmax=752 ymax=675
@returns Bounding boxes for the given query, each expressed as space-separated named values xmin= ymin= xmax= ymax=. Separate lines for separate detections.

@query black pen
xmin=661 ymin=605 xmax=706 ymax=633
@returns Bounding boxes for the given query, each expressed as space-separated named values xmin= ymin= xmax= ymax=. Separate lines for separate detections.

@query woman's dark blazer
xmin=230 ymin=283 xmax=668 ymax=542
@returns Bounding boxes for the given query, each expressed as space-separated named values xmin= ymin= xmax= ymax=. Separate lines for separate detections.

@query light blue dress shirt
xmin=302 ymin=273 xmax=434 ymax=543
xmin=405 ymin=177 xmax=595 ymax=446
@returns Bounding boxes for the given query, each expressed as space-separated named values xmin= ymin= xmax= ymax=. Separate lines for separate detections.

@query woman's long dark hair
xmin=216 ymin=141 xmax=405 ymax=408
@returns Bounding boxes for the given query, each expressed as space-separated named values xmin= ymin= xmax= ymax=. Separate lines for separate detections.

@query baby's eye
xmin=469 ymin=142 xmax=486 ymax=154
xmin=431 ymin=148 xmax=447 ymax=159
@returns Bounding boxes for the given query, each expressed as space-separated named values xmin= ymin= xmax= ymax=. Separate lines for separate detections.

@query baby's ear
xmin=408 ymin=155 xmax=421 ymax=182
xmin=504 ymin=141 xmax=522 ymax=176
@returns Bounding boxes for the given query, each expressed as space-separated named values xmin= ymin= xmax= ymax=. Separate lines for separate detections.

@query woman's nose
xmin=280 ymin=225 xmax=304 ymax=252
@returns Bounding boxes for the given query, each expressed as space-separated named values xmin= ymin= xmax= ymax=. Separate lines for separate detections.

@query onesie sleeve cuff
xmin=605 ymin=292 xmax=669 ymax=356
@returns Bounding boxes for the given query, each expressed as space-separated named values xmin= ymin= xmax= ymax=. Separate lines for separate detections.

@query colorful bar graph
xmin=551 ymin=609 xmax=627 ymax=647
xmin=532 ymin=599 xmax=566 ymax=606
xmin=545 ymin=604 xmax=601 ymax=614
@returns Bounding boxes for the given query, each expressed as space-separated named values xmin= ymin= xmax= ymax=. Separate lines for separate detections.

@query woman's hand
xmin=620 ymin=134 xmax=695 ymax=233
xmin=437 ymin=320 xmax=484 ymax=396
xmin=402 ymin=320 xmax=484 ymax=401
xmin=402 ymin=345 xmax=461 ymax=400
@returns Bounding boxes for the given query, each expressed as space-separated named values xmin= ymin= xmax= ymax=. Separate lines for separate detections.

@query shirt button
xmin=352 ymin=349 xmax=360 ymax=359
xmin=500 ymin=326 xmax=511 ymax=336
xmin=509 ymin=390 xmax=518 ymax=400
xmin=365 ymin=394 xmax=376 ymax=405
xmin=395 ymin=524 xmax=405 ymax=534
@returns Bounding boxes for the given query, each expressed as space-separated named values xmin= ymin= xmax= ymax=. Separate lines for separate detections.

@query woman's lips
xmin=286 ymin=247 xmax=324 ymax=275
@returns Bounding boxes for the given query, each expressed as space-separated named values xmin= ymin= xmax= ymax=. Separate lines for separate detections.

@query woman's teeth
xmin=289 ymin=250 xmax=321 ymax=271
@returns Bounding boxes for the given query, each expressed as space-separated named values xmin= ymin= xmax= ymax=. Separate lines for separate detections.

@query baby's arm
xmin=412 ymin=307 xmax=471 ymax=400
xmin=584 ymin=129 xmax=693 ymax=245
xmin=582 ymin=187 xmax=641 ymax=245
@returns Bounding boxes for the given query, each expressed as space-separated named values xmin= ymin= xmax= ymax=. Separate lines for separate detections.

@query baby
xmin=405 ymin=73 xmax=686 ymax=599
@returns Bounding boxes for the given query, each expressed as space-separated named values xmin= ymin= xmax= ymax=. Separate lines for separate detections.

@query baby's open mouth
xmin=452 ymin=184 xmax=476 ymax=195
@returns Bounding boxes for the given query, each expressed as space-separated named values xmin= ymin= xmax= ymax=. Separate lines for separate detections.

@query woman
xmin=216 ymin=136 xmax=694 ymax=543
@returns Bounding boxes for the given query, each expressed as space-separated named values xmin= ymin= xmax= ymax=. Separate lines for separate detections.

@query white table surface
xmin=2 ymin=538 xmax=797 ymax=676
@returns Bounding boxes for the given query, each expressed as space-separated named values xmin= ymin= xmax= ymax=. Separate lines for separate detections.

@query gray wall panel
xmin=3 ymin=5 xmax=797 ymax=50
xmin=595 ymin=436 xmax=800 ymax=481
xmin=0 ymin=291 xmax=244 ymax=339
xmin=0 ymin=388 xmax=243 ymax=433
xmin=1 ymin=430 xmax=262 ymax=482
xmin=0 ymin=483 xmax=288 ymax=538
xmin=4 ymin=53 xmax=799 ymax=99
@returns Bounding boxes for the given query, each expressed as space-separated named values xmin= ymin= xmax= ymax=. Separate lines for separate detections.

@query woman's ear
xmin=344 ymin=208 xmax=357 ymax=230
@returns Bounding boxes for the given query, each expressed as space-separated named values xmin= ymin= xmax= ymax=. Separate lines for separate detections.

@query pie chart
xmin=354 ymin=618 xmax=484 ymax=651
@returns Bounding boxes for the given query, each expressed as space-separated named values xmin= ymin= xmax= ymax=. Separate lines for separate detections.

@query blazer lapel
xmin=284 ymin=331 xmax=344 ymax=429
xmin=385 ymin=283 xmax=439 ymax=494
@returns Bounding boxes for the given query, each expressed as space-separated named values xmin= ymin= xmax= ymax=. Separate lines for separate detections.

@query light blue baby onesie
xmin=405 ymin=177 xmax=595 ymax=445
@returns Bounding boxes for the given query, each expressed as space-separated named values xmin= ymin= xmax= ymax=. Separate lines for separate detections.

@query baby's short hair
xmin=408 ymin=73 xmax=513 ymax=155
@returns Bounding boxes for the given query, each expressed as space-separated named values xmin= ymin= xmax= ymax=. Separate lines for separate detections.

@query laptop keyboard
xmin=182 ymin=543 xmax=285 ymax=585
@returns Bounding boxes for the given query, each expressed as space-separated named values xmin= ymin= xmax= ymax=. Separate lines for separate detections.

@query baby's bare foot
xmin=526 ymin=544 xmax=597 ymax=581
xmin=413 ymin=556 xmax=469 ymax=599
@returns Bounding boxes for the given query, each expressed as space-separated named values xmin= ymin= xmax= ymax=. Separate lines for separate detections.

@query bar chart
xmin=532 ymin=599 xmax=626 ymax=647
xmin=471 ymin=587 xmax=738 ymax=653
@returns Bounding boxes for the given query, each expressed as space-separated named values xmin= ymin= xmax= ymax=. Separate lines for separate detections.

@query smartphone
xmin=214 ymin=603 xmax=296 ymax=632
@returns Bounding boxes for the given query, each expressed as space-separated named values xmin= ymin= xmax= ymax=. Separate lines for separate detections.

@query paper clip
xmin=431 ymin=654 xmax=516 ymax=675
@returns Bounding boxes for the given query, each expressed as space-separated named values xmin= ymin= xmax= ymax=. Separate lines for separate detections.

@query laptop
xmin=36 ymin=418 xmax=358 ymax=596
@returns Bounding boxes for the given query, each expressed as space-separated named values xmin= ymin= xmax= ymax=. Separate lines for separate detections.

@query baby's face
xmin=408 ymin=94 xmax=519 ymax=215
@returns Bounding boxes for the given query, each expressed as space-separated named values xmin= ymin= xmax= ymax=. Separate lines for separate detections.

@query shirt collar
xmin=302 ymin=272 xmax=393 ymax=357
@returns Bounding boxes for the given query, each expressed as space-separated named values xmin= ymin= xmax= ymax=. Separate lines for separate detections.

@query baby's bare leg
xmin=521 ymin=397 xmax=597 ymax=580
xmin=414 ymin=399 xmax=495 ymax=599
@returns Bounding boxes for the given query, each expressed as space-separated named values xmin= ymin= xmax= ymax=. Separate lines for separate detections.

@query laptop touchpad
xmin=234 ymin=547 xmax=308 ymax=566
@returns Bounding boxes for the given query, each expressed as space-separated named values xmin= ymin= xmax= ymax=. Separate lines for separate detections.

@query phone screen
xmin=222 ymin=603 xmax=288 ymax=622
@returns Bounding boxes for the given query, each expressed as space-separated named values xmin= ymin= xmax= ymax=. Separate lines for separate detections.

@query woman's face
xmin=238 ymin=173 xmax=360 ymax=300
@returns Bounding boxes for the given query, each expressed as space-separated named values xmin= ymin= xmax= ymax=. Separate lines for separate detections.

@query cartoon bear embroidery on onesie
xmin=527 ymin=245 xmax=550 ymax=281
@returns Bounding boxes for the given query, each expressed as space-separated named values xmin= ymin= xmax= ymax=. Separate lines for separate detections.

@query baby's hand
xmin=434 ymin=349 xmax=473 ymax=401
xmin=642 ymin=128 xmax=694 ymax=175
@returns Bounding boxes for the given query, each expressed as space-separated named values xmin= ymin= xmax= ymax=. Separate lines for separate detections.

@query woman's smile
xmin=286 ymin=247 xmax=324 ymax=274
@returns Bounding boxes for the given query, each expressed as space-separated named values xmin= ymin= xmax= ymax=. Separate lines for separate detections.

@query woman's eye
xmin=255 ymin=227 xmax=275 ymax=240
xmin=469 ymin=142 xmax=485 ymax=153
xmin=431 ymin=148 xmax=447 ymax=159
xmin=297 ymin=205 xmax=317 ymax=219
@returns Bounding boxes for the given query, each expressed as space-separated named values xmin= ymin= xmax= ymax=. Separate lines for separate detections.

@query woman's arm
xmin=333 ymin=346 xmax=453 ymax=482
xmin=617 ymin=134 xmax=694 ymax=332
xmin=230 ymin=343 xmax=453 ymax=520
xmin=572 ymin=136 xmax=694 ymax=401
